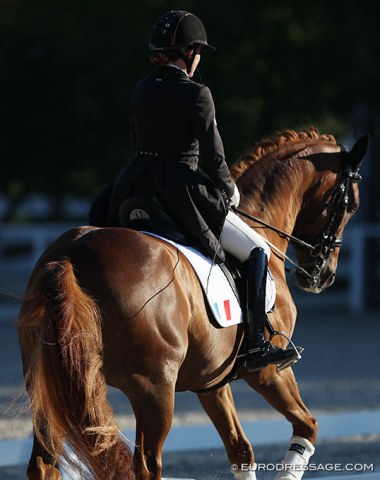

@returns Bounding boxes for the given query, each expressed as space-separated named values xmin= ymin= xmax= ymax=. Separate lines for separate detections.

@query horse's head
xmin=232 ymin=128 xmax=369 ymax=294
xmin=291 ymin=135 xmax=369 ymax=293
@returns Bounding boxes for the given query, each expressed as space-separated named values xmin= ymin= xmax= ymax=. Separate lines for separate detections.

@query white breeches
xmin=220 ymin=210 xmax=271 ymax=263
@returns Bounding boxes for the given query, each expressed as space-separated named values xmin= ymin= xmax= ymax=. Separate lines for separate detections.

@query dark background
xmin=1 ymin=0 xmax=380 ymax=219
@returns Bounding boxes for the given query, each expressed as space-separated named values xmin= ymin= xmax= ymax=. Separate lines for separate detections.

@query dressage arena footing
xmin=0 ymin=410 xmax=379 ymax=479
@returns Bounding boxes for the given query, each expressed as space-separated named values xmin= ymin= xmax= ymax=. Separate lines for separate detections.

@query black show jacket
xmin=101 ymin=66 xmax=235 ymax=262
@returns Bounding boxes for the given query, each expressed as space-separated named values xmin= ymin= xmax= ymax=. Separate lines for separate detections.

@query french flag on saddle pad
xmin=213 ymin=300 xmax=232 ymax=322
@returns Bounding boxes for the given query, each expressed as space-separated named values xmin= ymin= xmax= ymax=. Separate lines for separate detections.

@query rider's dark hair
xmin=149 ymin=51 xmax=174 ymax=67
xmin=149 ymin=49 xmax=188 ymax=67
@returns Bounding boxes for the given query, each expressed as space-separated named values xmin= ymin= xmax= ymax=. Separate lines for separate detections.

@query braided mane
xmin=230 ymin=127 xmax=337 ymax=180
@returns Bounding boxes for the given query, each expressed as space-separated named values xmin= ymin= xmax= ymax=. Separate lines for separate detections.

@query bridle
xmin=292 ymin=159 xmax=362 ymax=288
xmin=233 ymin=152 xmax=362 ymax=289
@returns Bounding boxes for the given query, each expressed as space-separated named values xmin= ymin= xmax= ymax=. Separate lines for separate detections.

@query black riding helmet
xmin=149 ymin=10 xmax=216 ymax=53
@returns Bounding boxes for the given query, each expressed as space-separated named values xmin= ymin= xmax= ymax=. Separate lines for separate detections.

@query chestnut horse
xmin=17 ymin=129 xmax=368 ymax=480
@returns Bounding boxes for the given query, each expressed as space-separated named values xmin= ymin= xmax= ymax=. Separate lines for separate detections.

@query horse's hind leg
xmin=27 ymin=432 xmax=61 ymax=480
xmin=124 ymin=379 xmax=175 ymax=480
xmin=197 ymin=384 xmax=256 ymax=479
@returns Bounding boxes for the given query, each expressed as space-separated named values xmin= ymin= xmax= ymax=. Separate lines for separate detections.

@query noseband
xmin=233 ymin=153 xmax=362 ymax=289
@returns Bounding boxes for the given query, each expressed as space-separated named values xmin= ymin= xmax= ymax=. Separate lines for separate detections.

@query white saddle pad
xmin=143 ymin=232 xmax=276 ymax=328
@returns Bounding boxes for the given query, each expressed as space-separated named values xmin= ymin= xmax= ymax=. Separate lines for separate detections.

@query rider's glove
xmin=228 ymin=182 xmax=240 ymax=208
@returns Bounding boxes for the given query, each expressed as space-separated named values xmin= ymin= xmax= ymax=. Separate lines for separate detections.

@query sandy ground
xmin=1 ymin=436 xmax=379 ymax=479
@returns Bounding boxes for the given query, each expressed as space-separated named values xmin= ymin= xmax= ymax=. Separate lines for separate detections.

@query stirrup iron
xmin=271 ymin=330 xmax=304 ymax=371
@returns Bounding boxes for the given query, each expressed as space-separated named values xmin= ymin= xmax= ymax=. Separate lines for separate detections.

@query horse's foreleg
xmin=244 ymin=366 xmax=317 ymax=480
xmin=245 ymin=366 xmax=317 ymax=441
xmin=27 ymin=433 xmax=62 ymax=480
xmin=197 ymin=384 xmax=256 ymax=479
xmin=126 ymin=379 xmax=175 ymax=480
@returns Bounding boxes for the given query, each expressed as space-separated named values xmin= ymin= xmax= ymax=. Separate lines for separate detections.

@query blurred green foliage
xmin=1 ymin=0 xmax=379 ymax=210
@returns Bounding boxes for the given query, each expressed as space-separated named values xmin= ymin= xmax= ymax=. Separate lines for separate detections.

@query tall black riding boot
xmin=245 ymin=247 xmax=298 ymax=371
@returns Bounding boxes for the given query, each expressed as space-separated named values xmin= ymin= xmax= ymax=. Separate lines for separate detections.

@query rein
xmin=232 ymin=206 xmax=315 ymax=279
xmin=0 ymin=288 xmax=23 ymax=300
xmin=232 ymin=207 xmax=315 ymax=251
xmin=233 ymin=161 xmax=362 ymax=287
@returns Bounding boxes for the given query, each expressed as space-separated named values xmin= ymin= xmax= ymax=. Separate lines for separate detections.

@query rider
xmin=94 ymin=10 xmax=297 ymax=371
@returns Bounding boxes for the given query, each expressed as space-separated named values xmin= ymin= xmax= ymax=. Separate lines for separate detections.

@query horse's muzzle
xmin=296 ymin=268 xmax=336 ymax=294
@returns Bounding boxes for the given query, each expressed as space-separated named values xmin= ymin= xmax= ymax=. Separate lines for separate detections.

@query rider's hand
xmin=229 ymin=182 xmax=240 ymax=208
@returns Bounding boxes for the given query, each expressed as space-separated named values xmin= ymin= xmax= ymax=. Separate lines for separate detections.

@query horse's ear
xmin=348 ymin=134 xmax=369 ymax=171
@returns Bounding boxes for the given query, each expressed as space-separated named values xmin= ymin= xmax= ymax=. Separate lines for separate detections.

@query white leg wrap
xmin=233 ymin=467 xmax=257 ymax=480
xmin=275 ymin=436 xmax=315 ymax=480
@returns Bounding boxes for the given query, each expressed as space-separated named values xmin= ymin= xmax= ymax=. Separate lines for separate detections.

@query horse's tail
xmin=17 ymin=258 xmax=135 ymax=479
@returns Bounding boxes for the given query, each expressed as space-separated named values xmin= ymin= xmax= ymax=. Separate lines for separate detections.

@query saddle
xmin=118 ymin=197 xmax=192 ymax=247
xmin=122 ymin=197 xmax=244 ymax=276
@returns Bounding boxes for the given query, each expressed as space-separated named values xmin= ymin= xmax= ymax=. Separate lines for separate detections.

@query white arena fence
xmin=0 ymin=222 xmax=379 ymax=312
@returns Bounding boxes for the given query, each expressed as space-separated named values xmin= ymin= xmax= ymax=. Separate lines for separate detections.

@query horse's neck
xmin=237 ymin=155 xmax=315 ymax=249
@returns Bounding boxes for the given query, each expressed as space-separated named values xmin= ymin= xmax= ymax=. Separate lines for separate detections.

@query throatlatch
xmin=244 ymin=248 xmax=301 ymax=371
